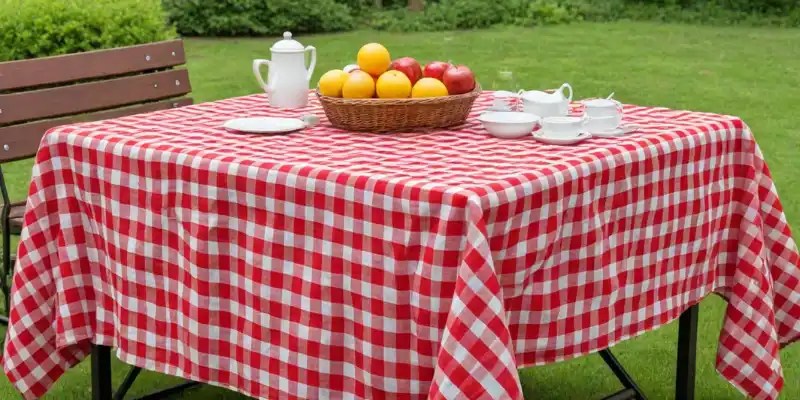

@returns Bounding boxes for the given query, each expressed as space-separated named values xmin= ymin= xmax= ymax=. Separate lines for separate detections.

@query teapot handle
xmin=305 ymin=46 xmax=317 ymax=82
xmin=253 ymin=59 xmax=277 ymax=93
xmin=558 ymin=83 xmax=573 ymax=102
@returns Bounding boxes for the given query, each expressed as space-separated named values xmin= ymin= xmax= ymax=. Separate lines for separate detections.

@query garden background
xmin=1 ymin=0 xmax=799 ymax=398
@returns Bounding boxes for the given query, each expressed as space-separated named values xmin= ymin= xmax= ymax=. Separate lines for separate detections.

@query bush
xmin=623 ymin=0 xmax=799 ymax=14
xmin=164 ymin=0 xmax=357 ymax=37
xmin=0 ymin=0 xmax=175 ymax=62
xmin=573 ymin=0 xmax=799 ymax=26
xmin=370 ymin=0 xmax=582 ymax=31
xmin=368 ymin=0 xmax=799 ymax=30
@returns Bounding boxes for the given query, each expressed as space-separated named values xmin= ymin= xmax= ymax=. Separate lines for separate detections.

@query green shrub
xmin=164 ymin=0 xmax=356 ymax=37
xmin=0 ymin=0 xmax=175 ymax=62
xmin=572 ymin=0 xmax=799 ymax=26
xmin=506 ymin=0 xmax=583 ymax=26
xmin=369 ymin=0 xmax=799 ymax=30
xmin=337 ymin=0 xmax=412 ymax=13
xmin=622 ymin=0 xmax=799 ymax=14
xmin=370 ymin=0 xmax=583 ymax=31
xmin=371 ymin=0 xmax=507 ymax=31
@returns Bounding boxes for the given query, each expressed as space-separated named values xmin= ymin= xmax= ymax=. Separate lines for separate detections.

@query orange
xmin=357 ymin=43 xmax=391 ymax=77
xmin=342 ymin=70 xmax=376 ymax=99
xmin=376 ymin=71 xmax=412 ymax=99
xmin=411 ymin=77 xmax=449 ymax=98
xmin=318 ymin=69 xmax=350 ymax=97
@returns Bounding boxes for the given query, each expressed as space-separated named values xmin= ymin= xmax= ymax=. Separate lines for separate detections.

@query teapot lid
xmin=271 ymin=32 xmax=305 ymax=53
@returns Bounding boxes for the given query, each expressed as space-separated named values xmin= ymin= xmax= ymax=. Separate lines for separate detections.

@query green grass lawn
xmin=2 ymin=21 xmax=800 ymax=399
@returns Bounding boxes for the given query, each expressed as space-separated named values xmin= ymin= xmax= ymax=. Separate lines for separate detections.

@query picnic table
xmin=3 ymin=91 xmax=800 ymax=400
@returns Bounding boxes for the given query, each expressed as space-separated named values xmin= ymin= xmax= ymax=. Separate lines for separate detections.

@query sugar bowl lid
xmin=583 ymin=98 xmax=618 ymax=107
xmin=270 ymin=32 xmax=305 ymax=53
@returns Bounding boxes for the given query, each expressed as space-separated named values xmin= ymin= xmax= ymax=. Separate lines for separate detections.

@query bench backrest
xmin=0 ymin=40 xmax=193 ymax=163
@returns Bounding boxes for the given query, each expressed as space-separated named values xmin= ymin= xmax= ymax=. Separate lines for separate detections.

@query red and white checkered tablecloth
xmin=3 ymin=91 xmax=800 ymax=400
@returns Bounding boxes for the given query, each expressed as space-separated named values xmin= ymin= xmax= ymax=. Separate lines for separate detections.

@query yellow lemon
xmin=357 ymin=43 xmax=391 ymax=77
xmin=318 ymin=69 xmax=350 ymax=97
xmin=342 ymin=71 xmax=376 ymax=99
xmin=411 ymin=77 xmax=449 ymax=98
xmin=376 ymin=71 xmax=412 ymax=99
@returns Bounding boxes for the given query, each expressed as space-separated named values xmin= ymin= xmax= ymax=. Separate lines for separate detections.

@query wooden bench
xmin=0 ymin=40 xmax=201 ymax=399
xmin=0 ymin=40 xmax=193 ymax=321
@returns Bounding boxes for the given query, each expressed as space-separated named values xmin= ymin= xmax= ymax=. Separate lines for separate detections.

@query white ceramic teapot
xmin=252 ymin=32 xmax=317 ymax=108
xmin=518 ymin=83 xmax=573 ymax=118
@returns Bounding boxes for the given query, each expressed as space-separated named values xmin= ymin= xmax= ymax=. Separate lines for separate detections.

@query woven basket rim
xmin=315 ymin=83 xmax=482 ymax=104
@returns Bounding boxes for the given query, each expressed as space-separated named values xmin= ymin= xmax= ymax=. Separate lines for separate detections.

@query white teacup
xmin=583 ymin=98 xmax=624 ymax=119
xmin=488 ymin=91 xmax=519 ymax=112
xmin=540 ymin=116 xmax=585 ymax=139
xmin=584 ymin=115 xmax=621 ymax=132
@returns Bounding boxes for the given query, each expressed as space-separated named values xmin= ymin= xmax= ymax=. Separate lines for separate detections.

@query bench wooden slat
xmin=0 ymin=40 xmax=187 ymax=91
xmin=0 ymin=98 xmax=193 ymax=163
xmin=0 ymin=69 xmax=191 ymax=125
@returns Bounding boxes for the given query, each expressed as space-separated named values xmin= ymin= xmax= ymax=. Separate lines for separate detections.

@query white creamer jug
xmin=252 ymin=32 xmax=317 ymax=108
xmin=519 ymin=83 xmax=573 ymax=118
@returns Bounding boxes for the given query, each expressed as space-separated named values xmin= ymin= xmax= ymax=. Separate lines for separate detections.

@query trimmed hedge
xmin=163 ymin=0 xmax=356 ymax=37
xmin=0 ymin=0 xmax=175 ymax=62
xmin=367 ymin=0 xmax=800 ymax=31
xmin=370 ymin=0 xmax=582 ymax=31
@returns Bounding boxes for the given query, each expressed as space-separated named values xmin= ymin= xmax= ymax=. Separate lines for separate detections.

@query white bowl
xmin=478 ymin=111 xmax=541 ymax=139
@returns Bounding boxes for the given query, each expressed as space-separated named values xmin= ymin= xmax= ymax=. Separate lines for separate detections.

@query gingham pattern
xmin=3 ymin=92 xmax=799 ymax=400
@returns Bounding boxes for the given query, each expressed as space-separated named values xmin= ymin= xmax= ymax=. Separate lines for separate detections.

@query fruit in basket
xmin=390 ymin=57 xmax=422 ymax=85
xmin=342 ymin=70 xmax=376 ymax=99
xmin=343 ymin=64 xmax=360 ymax=73
xmin=411 ymin=78 xmax=449 ymax=98
xmin=442 ymin=65 xmax=476 ymax=95
xmin=318 ymin=69 xmax=350 ymax=97
xmin=357 ymin=43 xmax=392 ymax=77
xmin=376 ymin=71 xmax=412 ymax=99
xmin=423 ymin=61 xmax=451 ymax=81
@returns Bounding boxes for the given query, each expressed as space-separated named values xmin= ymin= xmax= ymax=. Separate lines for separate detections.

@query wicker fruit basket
xmin=315 ymin=85 xmax=482 ymax=133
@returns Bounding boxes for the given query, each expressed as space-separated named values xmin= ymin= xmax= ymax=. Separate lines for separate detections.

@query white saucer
xmin=532 ymin=131 xmax=591 ymax=145
xmin=589 ymin=124 xmax=640 ymax=137
xmin=223 ymin=115 xmax=318 ymax=134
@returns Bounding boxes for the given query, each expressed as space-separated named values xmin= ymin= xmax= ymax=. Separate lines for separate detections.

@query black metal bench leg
xmin=675 ymin=304 xmax=699 ymax=400
xmin=92 ymin=345 xmax=113 ymax=400
xmin=1 ymin=217 xmax=11 ymax=321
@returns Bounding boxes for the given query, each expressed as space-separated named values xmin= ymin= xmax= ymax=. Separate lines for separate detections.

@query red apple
xmin=442 ymin=65 xmax=475 ymax=95
xmin=390 ymin=57 xmax=423 ymax=85
xmin=423 ymin=61 xmax=451 ymax=82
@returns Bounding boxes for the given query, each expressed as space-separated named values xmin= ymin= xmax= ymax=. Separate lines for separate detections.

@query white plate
xmin=589 ymin=124 xmax=641 ymax=137
xmin=532 ymin=131 xmax=591 ymax=145
xmin=223 ymin=116 xmax=318 ymax=134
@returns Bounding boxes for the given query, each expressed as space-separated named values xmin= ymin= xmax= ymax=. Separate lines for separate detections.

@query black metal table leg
xmin=599 ymin=349 xmax=647 ymax=399
xmin=114 ymin=366 xmax=142 ymax=400
xmin=92 ymin=345 xmax=113 ymax=400
xmin=132 ymin=381 xmax=202 ymax=400
xmin=675 ymin=304 xmax=699 ymax=400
